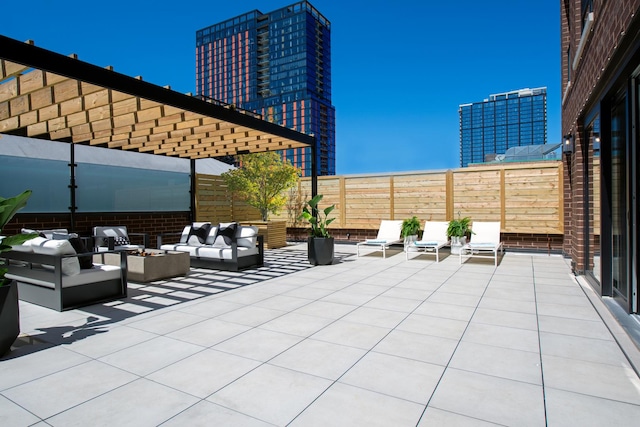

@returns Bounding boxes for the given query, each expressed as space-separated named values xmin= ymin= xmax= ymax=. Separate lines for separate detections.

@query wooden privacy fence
xmin=195 ymin=161 xmax=566 ymax=234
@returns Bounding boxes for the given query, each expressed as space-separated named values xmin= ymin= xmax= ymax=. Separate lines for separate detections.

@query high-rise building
xmin=195 ymin=1 xmax=335 ymax=176
xmin=459 ymin=87 xmax=547 ymax=167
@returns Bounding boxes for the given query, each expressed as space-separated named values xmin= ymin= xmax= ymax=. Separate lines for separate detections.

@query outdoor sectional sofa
xmin=3 ymin=236 xmax=127 ymax=311
xmin=158 ymin=222 xmax=264 ymax=271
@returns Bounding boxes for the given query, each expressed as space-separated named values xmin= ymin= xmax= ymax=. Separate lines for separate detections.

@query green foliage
xmin=401 ymin=216 xmax=421 ymax=237
xmin=299 ymin=194 xmax=336 ymax=238
xmin=221 ymin=152 xmax=300 ymax=221
xmin=1 ymin=190 xmax=38 ymax=286
xmin=447 ymin=214 xmax=472 ymax=238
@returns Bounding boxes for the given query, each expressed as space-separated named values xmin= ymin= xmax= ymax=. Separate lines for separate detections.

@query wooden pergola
xmin=0 ymin=35 xmax=317 ymax=222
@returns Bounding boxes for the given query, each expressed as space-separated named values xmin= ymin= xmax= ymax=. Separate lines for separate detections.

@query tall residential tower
xmin=195 ymin=1 xmax=335 ymax=176
xmin=459 ymin=87 xmax=547 ymax=167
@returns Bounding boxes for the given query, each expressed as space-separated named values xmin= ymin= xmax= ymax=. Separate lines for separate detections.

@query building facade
xmin=562 ymin=0 xmax=639 ymax=323
xmin=459 ymin=88 xmax=547 ymax=167
xmin=195 ymin=1 xmax=335 ymax=177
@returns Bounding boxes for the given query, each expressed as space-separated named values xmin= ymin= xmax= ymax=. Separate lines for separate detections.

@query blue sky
xmin=2 ymin=1 xmax=560 ymax=175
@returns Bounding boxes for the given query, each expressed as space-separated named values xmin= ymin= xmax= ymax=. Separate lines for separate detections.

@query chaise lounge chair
xmin=405 ymin=221 xmax=449 ymax=262
xmin=356 ymin=220 xmax=403 ymax=258
xmin=459 ymin=221 xmax=504 ymax=266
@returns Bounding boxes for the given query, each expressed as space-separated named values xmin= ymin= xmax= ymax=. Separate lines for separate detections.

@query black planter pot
xmin=308 ymin=237 xmax=334 ymax=266
xmin=0 ymin=281 xmax=20 ymax=356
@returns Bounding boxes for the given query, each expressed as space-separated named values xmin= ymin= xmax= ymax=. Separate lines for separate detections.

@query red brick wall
xmin=287 ymin=228 xmax=563 ymax=252
xmin=5 ymin=212 xmax=190 ymax=247
xmin=561 ymin=0 xmax=640 ymax=271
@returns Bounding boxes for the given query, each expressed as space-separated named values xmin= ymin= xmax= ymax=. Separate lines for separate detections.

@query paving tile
xmin=123 ymin=310 xmax=206 ymax=335
xmin=257 ymin=311 xmax=335 ymax=337
xmin=0 ymin=345 xmax=90 ymax=390
xmin=215 ymin=305 xmax=287 ymax=327
xmin=293 ymin=300 xmax=357 ymax=319
xmin=429 ymin=368 xmax=545 ymax=426
xmin=98 ymin=336 xmax=204 ymax=376
xmin=339 ymin=351 xmax=444 ymax=404
xmin=542 ymin=354 xmax=640 ymax=404
xmin=147 ymin=349 xmax=261 ymax=398
xmin=0 ymin=394 xmax=41 ymax=426
xmin=212 ymin=328 xmax=302 ymax=362
xmin=161 ymin=400 xmax=273 ymax=427
xmin=397 ymin=313 xmax=469 ymax=340
xmin=46 ymin=378 xmax=198 ymax=427
xmin=207 ymin=364 xmax=332 ymax=426
xmin=373 ymin=329 xmax=458 ymax=366
xmin=290 ymin=382 xmax=425 ymax=426
xmin=537 ymin=315 xmax=614 ymax=340
xmin=449 ymin=341 xmax=542 ymax=385
xmin=320 ymin=289 xmax=378 ymax=306
xmin=470 ymin=307 xmax=538 ymax=331
xmin=340 ymin=306 xmax=407 ymax=328
xmin=477 ymin=295 xmax=537 ymax=314
xmin=311 ymin=319 xmax=391 ymax=350
xmin=426 ymin=291 xmax=481 ymax=307
xmin=2 ymin=360 xmax=137 ymax=419
xmin=165 ymin=318 xmax=251 ymax=347
xmin=483 ymin=286 xmax=536 ymax=302
xmin=418 ymin=407 xmax=503 ymax=426
xmin=269 ymin=338 xmax=366 ymax=380
xmin=462 ymin=323 xmax=540 ymax=353
xmin=545 ymin=387 xmax=640 ymax=427
xmin=174 ymin=299 xmax=244 ymax=317
xmin=252 ymin=294 xmax=311 ymax=311
xmin=413 ymin=301 xmax=477 ymax=321
xmin=364 ymin=295 xmax=423 ymax=313
xmin=539 ymin=332 xmax=631 ymax=366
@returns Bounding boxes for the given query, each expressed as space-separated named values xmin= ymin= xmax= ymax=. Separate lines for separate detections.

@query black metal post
xmin=68 ymin=143 xmax=77 ymax=231
xmin=190 ymin=159 xmax=196 ymax=223
xmin=311 ymin=135 xmax=318 ymax=199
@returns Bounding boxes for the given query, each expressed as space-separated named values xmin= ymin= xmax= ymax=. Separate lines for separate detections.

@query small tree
xmin=221 ymin=152 xmax=300 ymax=221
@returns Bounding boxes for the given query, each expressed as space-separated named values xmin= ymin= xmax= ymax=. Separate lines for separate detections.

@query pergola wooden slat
xmin=0 ymin=36 xmax=315 ymax=160
xmin=0 ymin=35 xmax=318 ymax=225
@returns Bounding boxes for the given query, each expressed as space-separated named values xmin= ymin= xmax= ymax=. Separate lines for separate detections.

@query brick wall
xmin=288 ymin=227 xmax=562 ymax=253
xmin=561 ymin=0 xmax=640 ymax=271
xmin=5 ymin=212 xmax=190 ymax=247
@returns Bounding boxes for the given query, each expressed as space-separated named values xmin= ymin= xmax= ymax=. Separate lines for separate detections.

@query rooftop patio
xmin=2 ymin=244 xmax=639 ymax=426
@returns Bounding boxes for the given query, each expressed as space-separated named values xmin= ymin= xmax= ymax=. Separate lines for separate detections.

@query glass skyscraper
xmin=459 ymin=87 xmax=547 ymax=167
xmin=195 ymin=1 xmax=335 ymax=176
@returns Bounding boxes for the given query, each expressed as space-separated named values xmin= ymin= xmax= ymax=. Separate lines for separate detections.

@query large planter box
xmin=240 ymin=220 xmax=286 ymax=249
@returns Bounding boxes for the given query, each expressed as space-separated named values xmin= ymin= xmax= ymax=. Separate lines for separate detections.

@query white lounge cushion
xmin=160 ymin=244 xmax=259 ymax=259
xmin=25 ymin=237 xmax=80 ymax=276
xmin=6 ymin=263 xmax=121 ymax=288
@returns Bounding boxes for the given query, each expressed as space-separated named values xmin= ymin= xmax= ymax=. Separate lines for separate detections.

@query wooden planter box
xmin=240 ymin=220 xmax=286 ymax=249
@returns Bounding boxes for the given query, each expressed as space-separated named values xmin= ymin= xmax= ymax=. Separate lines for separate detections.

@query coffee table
xmin=94 ymin=249 xmax=190 ymax=282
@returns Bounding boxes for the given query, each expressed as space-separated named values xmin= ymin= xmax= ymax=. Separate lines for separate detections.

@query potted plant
xmin=447 ymin=213 xmax=472 ymax=255
xmin=299 ymin=194 xmax=335 ymax=265
xmin=401 ymin=216 xmax=421 ymax=248
xmin=1 ymin=190 xmax=38 ymax=356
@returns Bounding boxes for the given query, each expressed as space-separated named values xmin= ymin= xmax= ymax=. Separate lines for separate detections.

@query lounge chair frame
xmin=356 ymin=220 xmax=403 ymax=258
xmin=459 ymin=221 xmax=504 ymax=266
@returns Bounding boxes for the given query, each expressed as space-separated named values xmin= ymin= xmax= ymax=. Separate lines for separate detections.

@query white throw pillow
xmin=236 ymin=226 xmax=258 ymax=248
xmin=28 ymin=237 xmax=81 ymax=276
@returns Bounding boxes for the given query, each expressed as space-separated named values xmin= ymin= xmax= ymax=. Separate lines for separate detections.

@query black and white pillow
xmin=187 ymin=222 xmax=211 ymax=245
xmin=68 ymin=237 xmax=94 ymax=269
xmin=114 ymin=236 xmax=130 ymax=246
xmin=212 ymin=222 xmax=237 ymax=248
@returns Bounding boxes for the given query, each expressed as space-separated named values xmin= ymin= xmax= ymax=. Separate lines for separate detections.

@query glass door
xmin=610 ymin=96 xmax=629 ymax=307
